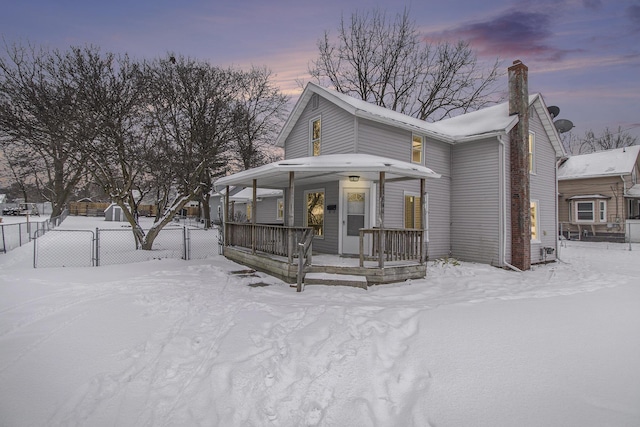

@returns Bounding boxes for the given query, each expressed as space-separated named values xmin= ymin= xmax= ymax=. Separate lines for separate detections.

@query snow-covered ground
xmin=0 ymin=217 xmax=639 ymax=426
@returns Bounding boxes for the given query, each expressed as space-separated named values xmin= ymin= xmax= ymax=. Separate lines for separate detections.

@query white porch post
xmin=287 ymin=171 xmax=295 ymax=264
xmin=252 ymin=179 xmax=257 ymax=254
xmin=378 ymin=171 xmax=385 ymax=268
xmin=420 ymin=178 xmax=427 ymax=264
xmin=224 ymin=186 xmax=229 ymax=247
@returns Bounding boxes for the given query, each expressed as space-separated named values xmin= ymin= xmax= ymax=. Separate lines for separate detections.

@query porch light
xmin=349 ymin=175 xmax=360 ymax=182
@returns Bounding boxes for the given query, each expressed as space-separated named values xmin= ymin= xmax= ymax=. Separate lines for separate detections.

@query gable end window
xmin=310 ymin=117 xmax=321 ymax=156
xmin=412 ymin=135 xmax=423 ymax=164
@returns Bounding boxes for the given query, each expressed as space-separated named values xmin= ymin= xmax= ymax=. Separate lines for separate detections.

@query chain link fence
xmin=33 ymin=224 xmax=220 ymax=268
xmin=1 ymin=210 xmax=68 ymax=254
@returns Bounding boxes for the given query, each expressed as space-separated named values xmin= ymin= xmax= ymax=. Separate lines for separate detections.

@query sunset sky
xmin=2 ymin=0 xmax=639 ymax=141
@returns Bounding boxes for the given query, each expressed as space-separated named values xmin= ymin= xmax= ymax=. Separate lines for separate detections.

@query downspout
xmin=621 ymin=175 xmax=626 ymax=230
xmin=499 ymin=135 xmax=523 ymax=272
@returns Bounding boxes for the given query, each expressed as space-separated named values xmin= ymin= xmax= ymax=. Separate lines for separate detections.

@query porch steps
xmin=303 ymin=272 xmax=368 ymax=289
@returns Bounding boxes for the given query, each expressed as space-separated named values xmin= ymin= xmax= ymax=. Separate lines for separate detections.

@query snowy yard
xmin=0 ymin=217 xmax=639 ymax=426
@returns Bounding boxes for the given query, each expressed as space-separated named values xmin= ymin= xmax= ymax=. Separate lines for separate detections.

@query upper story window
xmin=310 ymin=117 xmax=321 ymax=156
xmin=529 ymin=131 xmax=535 ymax=173
xmin=412 ymin=135 xmax=423 ymax=164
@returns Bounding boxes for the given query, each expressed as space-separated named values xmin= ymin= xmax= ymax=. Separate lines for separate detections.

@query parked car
xmin=2 ymin=203 xmax=39 ymax=216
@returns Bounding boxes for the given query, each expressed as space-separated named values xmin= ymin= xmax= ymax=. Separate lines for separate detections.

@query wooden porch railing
xmin=225 ymin=222 xmax=312 ymax=259
xmin=359 ymin=228 xmax=424 ymax=267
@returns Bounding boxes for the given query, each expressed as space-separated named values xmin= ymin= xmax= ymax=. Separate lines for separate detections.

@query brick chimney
xmin=508 ymin=59 xmax=531 ymax=271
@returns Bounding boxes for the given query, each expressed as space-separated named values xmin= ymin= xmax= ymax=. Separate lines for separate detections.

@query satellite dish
xmin=554 ymin=119 xmax=574 ymax=133
xmin=547 ymin=106 xmax=560 ymax=119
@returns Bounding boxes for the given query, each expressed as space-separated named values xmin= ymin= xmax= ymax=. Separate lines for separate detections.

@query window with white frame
xmin=599 ymin=200 xmax=607 ymax=222
xmin=305 ymin=190 xmax=325 ymax=237
xmin=276 ymin=198 xmax=284 ymax=220
xmin=404 ymin=193 xmax=422 ymax=229
xmin=529 ymin=131 xmax=535 ymax=173
xmin=530 ymin=200 xmax=539 ymax=241
xmin=575 ymin=201 xmax=594 ymax=222
xmin=310 ymin=117 xmax=321 ymax=156
xmin=412 ymin=135 xmax=423 ymax=164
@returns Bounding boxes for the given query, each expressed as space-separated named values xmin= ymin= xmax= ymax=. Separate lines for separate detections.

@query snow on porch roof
xmin=214 ymin=154 xmax=441 ymax=190
xmin=229 ymin=188 xmax=283 ymax=202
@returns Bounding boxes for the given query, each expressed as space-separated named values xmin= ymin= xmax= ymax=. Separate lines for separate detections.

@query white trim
xmin=529 ymin=131 xmax=536 ymax=174
xmin=276 ymin=198 xmax=284 ymax=221
xmin=530 ymin=199 xmax=540 ymax=243
xmin=575 ymin=200 xmax=595 ymax=223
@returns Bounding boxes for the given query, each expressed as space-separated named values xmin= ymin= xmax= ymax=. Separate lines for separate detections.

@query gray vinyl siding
xmin=356 ymin=119 xmax=413 ymax=162
xmin=254 ymin=197 xmax=283 ymax=225
xmin=425 ymin=140 xmax=452 ymax=259
xmin=529 ymin=108 xmax=558 ymax=262
xmin=451 ymin=138 xmax=502 ymax=265
xmin=284 ymin=96 xmax=355 ymax=159
xmin=292 ymin=181 xmax=339 ymax=254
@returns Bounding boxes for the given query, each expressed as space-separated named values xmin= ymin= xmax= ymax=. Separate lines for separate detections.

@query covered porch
xmin=214 ymin=154 xmax=440 ymax=291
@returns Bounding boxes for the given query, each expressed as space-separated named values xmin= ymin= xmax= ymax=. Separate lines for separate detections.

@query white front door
xmin=342 ymin=188 xmax=369 ymax=254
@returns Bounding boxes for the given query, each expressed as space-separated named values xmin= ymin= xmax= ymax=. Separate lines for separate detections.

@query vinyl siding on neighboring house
xmin=451 ymin=138 xmax=501 ymax=265
xmin=284 ymin=96 xmax=355 ymax=159
xmin=529 ymin=108 xmax=558 ymax=262
xmin=558 ymin=176 xmax=628 ymax=233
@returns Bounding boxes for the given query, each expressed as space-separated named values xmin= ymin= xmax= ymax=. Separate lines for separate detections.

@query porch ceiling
xmin=214 ymin=154 xmax=441 ymax=190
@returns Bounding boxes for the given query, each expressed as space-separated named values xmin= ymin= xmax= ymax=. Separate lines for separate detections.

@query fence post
xmin=33 ymin=229 xmax=37 ymax=268
xmin=183 ymin=226 xmax=188 ymax=260
xmin=629 ymin=222 xmax=632 ymax=252
xmin=18 ymin=223 xmax=22 ymax=247
xmin=95 ymin=227 xmax=100 ymax=266
xmin=1 ymin=225 xmax=5 ymax=254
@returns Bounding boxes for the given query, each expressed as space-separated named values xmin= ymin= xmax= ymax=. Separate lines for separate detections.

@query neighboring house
xmin=557 ymin=145 xmax=640 ymax=241
xmin=214 ymin=60 xmax=565 ymax=285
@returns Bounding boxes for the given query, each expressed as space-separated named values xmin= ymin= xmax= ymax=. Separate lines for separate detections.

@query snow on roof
xmin=277 ymin=83 xmax=559 ymax=147
xmin=625 ymin=183 xmax=640 ymax=198
xmin=558 ymin=146 xmax=640 ymax=180
xmin=230 ymin=188 xmax=283 ymax=202
xmin=214 ymin=153 xmax=440 ymax=190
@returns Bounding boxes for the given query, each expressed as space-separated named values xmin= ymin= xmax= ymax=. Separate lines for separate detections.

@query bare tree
xmin=578 ymin=126 xmax=638 ymax=154
xmin=308 ymin=8 xmax=502 ymax=121
xmin=229 ymin=66 xmax=288 ymax=171
xmin=0 ymin=42 xmax=89 ymax=217
xmin=142 ymin=55 xmax=237 ymax=242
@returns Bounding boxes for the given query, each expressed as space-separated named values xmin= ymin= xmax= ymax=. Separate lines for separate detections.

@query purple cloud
xmin=427 ymin=9 xmax=575 ymax=62
xmin=628 ymin=5 xmax=640 ymax=31
xmin=582 ymin=0 xmax=602 ymax=10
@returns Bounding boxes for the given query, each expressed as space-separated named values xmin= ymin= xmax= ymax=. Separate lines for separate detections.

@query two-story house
xmin=214 ymin=60 xmax=565 ymax=287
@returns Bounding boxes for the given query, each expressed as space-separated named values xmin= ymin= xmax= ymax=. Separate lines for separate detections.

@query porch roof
xmin=214 ymin=154 xmax=441 ymax=190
